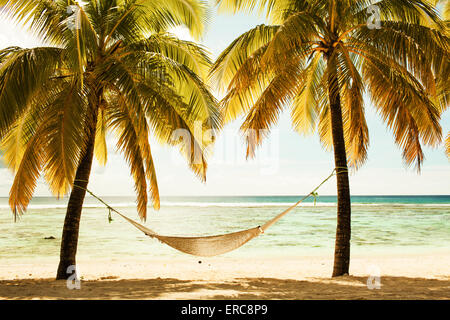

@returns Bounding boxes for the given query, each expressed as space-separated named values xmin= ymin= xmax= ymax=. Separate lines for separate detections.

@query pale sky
xmin=0 ymin=4 xmax=449 ymax=197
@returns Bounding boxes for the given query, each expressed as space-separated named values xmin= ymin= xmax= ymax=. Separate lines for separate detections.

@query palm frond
xmin=138 ymin=52 xmax=221 ymax=130
xmin=136 ymin=79 xmax=211 ymax=181
xmin=8 ymin=116 xmax=50 ymax=218
xmin=0 ymin=0 xmax=67 ymax=44
xmin=209 ymin=24 xmax=279 ymax=91
xmin=241 ymin=56 xmax=303 ymax=158
xmin=112 ymin=0 xmax=209 ymax=41
xmin=0 ymin=46 xmax=63 ymax=136
xmin=218 ymin=43 xmax=272 ymax=124
xmin=94 ymin=106 xmax=108 ymax=166
xmin=42 ymin=79 xmax=90 ymax=197
xmin=108 ymin=93 xmax=150 ymax=220
xmin=347 ymin=0 xmax=445 ymax=28
xmin=337 ymin=45 xmax=369 ymax=168
xmin=216 ymin=0 xmax=273 ymax=15
xmin=154 ymin=0 xmax=210 ymax=39
xmin=133 ymin=32 xmax=212 ymax=79
xmin=0 ymin=89 xmax=47 ymax=171
xmin=261 ymin=10 xmax=321 ymax=68
xmin=351 ymin=22 xmax=449 ymax=101
xmin=291 ymin=53 xmax=325 ymax=136
xmin=361 ymin=49 xmax=442 ymax=170
xmin=445 ymin=132 xmax=450 ymax=159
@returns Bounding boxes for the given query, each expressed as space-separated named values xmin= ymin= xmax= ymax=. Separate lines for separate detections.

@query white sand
xmin=1 ymin=250 xmax=449 ymax=299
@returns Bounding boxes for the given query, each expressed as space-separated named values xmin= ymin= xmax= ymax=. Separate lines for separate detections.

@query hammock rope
xmin=73 ymin=169 xmax=339 ymax=257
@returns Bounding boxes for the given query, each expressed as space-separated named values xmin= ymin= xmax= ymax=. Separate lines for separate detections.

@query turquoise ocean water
xmin=0 ymin=195 xmax=449 ymax=261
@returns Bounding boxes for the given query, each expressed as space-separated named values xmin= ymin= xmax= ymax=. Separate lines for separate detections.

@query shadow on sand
xmin=1 ymin=275 xmax=449 ymax=299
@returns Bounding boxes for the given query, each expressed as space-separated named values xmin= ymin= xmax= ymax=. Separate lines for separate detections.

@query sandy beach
xmin=1 ymin=250 xmax=449 ymax=300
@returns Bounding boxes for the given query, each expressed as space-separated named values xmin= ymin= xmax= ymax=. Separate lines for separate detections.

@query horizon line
xmin=1 ymin=194 xmax=450 ymax=199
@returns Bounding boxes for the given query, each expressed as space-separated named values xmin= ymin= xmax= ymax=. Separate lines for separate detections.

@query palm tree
xmin=211 ymin=0 xmax=449 ymax=276
xmin=0 ymin=0 xmax=220 ymax=280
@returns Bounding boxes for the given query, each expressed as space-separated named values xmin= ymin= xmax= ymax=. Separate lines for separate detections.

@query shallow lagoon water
xmin=0 ymin=195 xmax=449 ymax=262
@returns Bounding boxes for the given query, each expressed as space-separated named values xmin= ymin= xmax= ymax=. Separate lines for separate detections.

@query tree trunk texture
xmin=327 ymin=54 xmax=352 ymax=277
xmin=56 ymin=103 xmax=99 ymax=280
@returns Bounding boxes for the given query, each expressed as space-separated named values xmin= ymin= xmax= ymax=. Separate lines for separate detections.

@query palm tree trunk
xmin=56 ymin=107 xmax=98 ymax=280
xmin=326 ymin=55 xmax=352 ymax=277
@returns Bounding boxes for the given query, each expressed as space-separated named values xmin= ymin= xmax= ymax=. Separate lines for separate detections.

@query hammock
xmin=78 ymin=169 xmax=337 ymax=257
